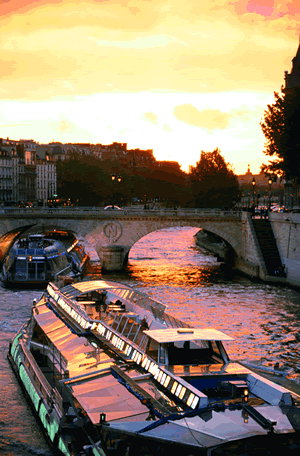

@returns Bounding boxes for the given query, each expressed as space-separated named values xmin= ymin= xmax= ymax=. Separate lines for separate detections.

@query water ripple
xmin=1 ymin=226 xmax=300 ymax=454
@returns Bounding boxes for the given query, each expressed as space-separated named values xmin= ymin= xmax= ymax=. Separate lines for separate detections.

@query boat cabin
xmin=143 ymin=328 xmax=232 ymax=366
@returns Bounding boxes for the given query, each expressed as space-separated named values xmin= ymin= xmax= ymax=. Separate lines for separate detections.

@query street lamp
xmin=268 ymin=177 xmax=273 ymax=210
xmin=111 ymin=173 xmax=121 ymax=208
xmin=252 ymin=177 xmax=256 ymax=213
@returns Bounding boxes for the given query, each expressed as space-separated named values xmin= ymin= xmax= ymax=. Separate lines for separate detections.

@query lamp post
xmin=268 ymin=177 xmax=273 ymax=210
xmin=111 ymin=173 xmax=121 ymax=208
xmin=252 ymin=177 xmax=256 ymax=215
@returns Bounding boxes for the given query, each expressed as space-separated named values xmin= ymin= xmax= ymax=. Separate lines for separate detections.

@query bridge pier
xmin=101 ymin=245 xmax=126 ymax=272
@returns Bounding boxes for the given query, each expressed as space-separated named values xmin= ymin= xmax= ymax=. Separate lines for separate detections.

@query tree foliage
xmin=189 ymin=148 xmax=240 ymax=208
xmin=260 ymin=87 xmax=300 ymax=182
xmin=56 ymin=155 xmax=191 ymax=206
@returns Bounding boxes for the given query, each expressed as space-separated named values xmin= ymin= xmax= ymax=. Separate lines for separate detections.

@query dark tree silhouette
xmin=260 ymin=86 xmax=300 ymax=182
xmin=189 ymin=148 xmax=240 ymax=208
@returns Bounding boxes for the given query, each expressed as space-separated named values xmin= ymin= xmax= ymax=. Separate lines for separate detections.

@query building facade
xmin=0 ymin=138 xmax=57 ymax=206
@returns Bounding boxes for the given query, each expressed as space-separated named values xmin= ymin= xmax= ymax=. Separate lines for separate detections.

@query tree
xmin=260 ymin=86 xmax=300 ymax=182
xmin=189 ymin=148 xmax=240 ymax=208
xmin=56 ymin=154 xmax=191 ymax=207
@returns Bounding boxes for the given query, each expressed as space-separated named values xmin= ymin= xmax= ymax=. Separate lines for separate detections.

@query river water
xmin=1 ymin=226 xmax=300 ymax=455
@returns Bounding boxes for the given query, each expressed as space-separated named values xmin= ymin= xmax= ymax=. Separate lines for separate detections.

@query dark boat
xmin=7 ymin=278 xmax=300 ymax=455
xmin=1 ymin=233 xmax=89 ymax=286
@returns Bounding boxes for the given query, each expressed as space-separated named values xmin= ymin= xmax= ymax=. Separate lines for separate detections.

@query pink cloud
xmin=247 ymin=1 xmax=274 ymax=17
xmin=229 ymin=0 xmax=300 ymax=18
xmin=0 ymin=0 xmax=63 ymax=16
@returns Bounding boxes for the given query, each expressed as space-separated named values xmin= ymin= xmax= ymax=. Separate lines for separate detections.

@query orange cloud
xmin=173 ymin=104 xmax=232 ymax=130
xmin=0 ymin=0 xmax=299 ymax=101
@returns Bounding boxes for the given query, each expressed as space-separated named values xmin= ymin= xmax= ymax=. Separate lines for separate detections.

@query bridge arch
xmin=0 ymin=210 xmax=243 ymax=271
xmin=118 ymin=223 xmax=238 ymax=266
xmin=84 ymin=218 xmax=242 ymax=271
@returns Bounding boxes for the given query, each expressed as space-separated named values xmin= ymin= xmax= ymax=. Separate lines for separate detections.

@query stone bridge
xmin=0 ymin=207 xmax=245 ymax=271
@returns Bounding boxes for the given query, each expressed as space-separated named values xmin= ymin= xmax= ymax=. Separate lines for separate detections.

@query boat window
xmin=28 ymin=262 xmax=36 ymax=279
xmin=127 ymin=291 xmax=136 ymax=302
xmin=32 ymin=322 xmax=48 ymax=344
xmin=72 ymin=246 xmax=84 ymax=262
xmin=50 ymin=254 xmax=69 ymax=271
xmin=162 ymin=313 xmax=185 ymax=329
xmin=135 ymin=295 xmax=146 ymax=307
xmin=122 ymin=290 xmax=130 ymax=299
xmin=130 ymin=292 xmax=140 ymax=303
xmin=76 ymin=244 xmax=85 ymax=256
xmin=16 ymin=259 xmax=27 ymax=271
xmin=167 ymin=340 xmax=221 ymax=366
xmin=210 ymin=340 xmax=222 ymax=359
xmin=119 ymin=317 xmax=132 ymax=337
xmin=146 ymin=338 xmax=159 ymax=362
xmin=159 ymin=344 xmax=166 ymax=364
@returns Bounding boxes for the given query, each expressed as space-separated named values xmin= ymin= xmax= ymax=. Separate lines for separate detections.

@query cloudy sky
xmin=1 ymin=0 xmax=300 ymax=173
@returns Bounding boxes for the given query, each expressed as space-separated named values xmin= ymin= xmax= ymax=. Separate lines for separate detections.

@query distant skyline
xmin=1 ymin=0 xmax=300 ymax=174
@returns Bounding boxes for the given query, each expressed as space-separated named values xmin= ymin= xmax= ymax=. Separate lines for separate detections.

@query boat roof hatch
xmin=144 ymin=328 xmax=234 ymax=343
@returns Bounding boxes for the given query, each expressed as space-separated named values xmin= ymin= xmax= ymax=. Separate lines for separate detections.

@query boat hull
xmin=7 ymin=279 xmax=300 ymax=455
xmin=9 ymin=330 xmax=300 ymax=456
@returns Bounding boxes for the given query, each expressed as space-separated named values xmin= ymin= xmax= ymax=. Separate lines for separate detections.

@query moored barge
xmin=8 ymin=278 xmax=300 ymax=455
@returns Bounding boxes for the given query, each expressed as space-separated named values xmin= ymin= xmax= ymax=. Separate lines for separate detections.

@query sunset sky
xmin=1 ymin=0 xmax=300 ymax=174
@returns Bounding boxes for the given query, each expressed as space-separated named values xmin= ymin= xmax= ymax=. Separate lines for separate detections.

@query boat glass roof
xmin=53 ymin=279 xmax=191 ymax=330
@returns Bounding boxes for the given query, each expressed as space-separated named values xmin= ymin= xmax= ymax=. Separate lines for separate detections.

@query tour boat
xmin=8 ymin=278 xmax=300 ymax=455
xmin=1 ymin=233 xmax=89 ymax=286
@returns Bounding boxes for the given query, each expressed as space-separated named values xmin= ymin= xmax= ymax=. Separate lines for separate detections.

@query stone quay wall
xmin=233 ymin=212 xmax=300 ymax=288
xmin=269 ymin=212 xmax=300 ymax=288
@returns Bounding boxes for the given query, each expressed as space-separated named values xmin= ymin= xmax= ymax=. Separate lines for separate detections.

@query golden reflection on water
xmin=109 ymin=227 xmax=300 ymax=377
xmin=2 ymin=226 xmax=300 ymax=454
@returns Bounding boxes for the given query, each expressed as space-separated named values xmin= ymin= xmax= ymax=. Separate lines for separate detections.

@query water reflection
xmin=112 ymin=227 xmax=300 ymax=376
xmin=1 ymin=226 xmax=300 ymax=455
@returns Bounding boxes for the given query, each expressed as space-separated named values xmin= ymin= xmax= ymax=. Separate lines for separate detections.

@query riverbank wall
xmin=269 ymin=212 xmax=300 ymax=288
xmin=235 ymin=212 xmax=300 ymax=287
xmin=195 ymin=212 xmax=300 ymax=288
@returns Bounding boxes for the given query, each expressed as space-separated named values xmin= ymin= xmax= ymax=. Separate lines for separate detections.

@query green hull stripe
xmin=58 ymin=436 xmax=71 ymax=456
xmin=11 ymin=333 xmax=23 ymax=360
xmin=18 ymin=363 xmax=59 ymax=443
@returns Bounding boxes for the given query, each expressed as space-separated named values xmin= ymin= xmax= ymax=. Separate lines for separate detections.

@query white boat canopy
xmin=144 ymin=327 xmax=234 ymax=343
xmin=71 ymin=280 xmax=130 ymax=293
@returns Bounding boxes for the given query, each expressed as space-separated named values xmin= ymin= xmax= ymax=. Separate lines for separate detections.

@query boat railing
xmin=19 ymin=339 xmax=64 ymax=416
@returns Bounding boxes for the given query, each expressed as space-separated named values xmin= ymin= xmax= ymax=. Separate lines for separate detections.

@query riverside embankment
xmin=196 ymin=212 xmax=300 ymax=288
xmin=270 ymin=212 xmax=300 ymax=288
